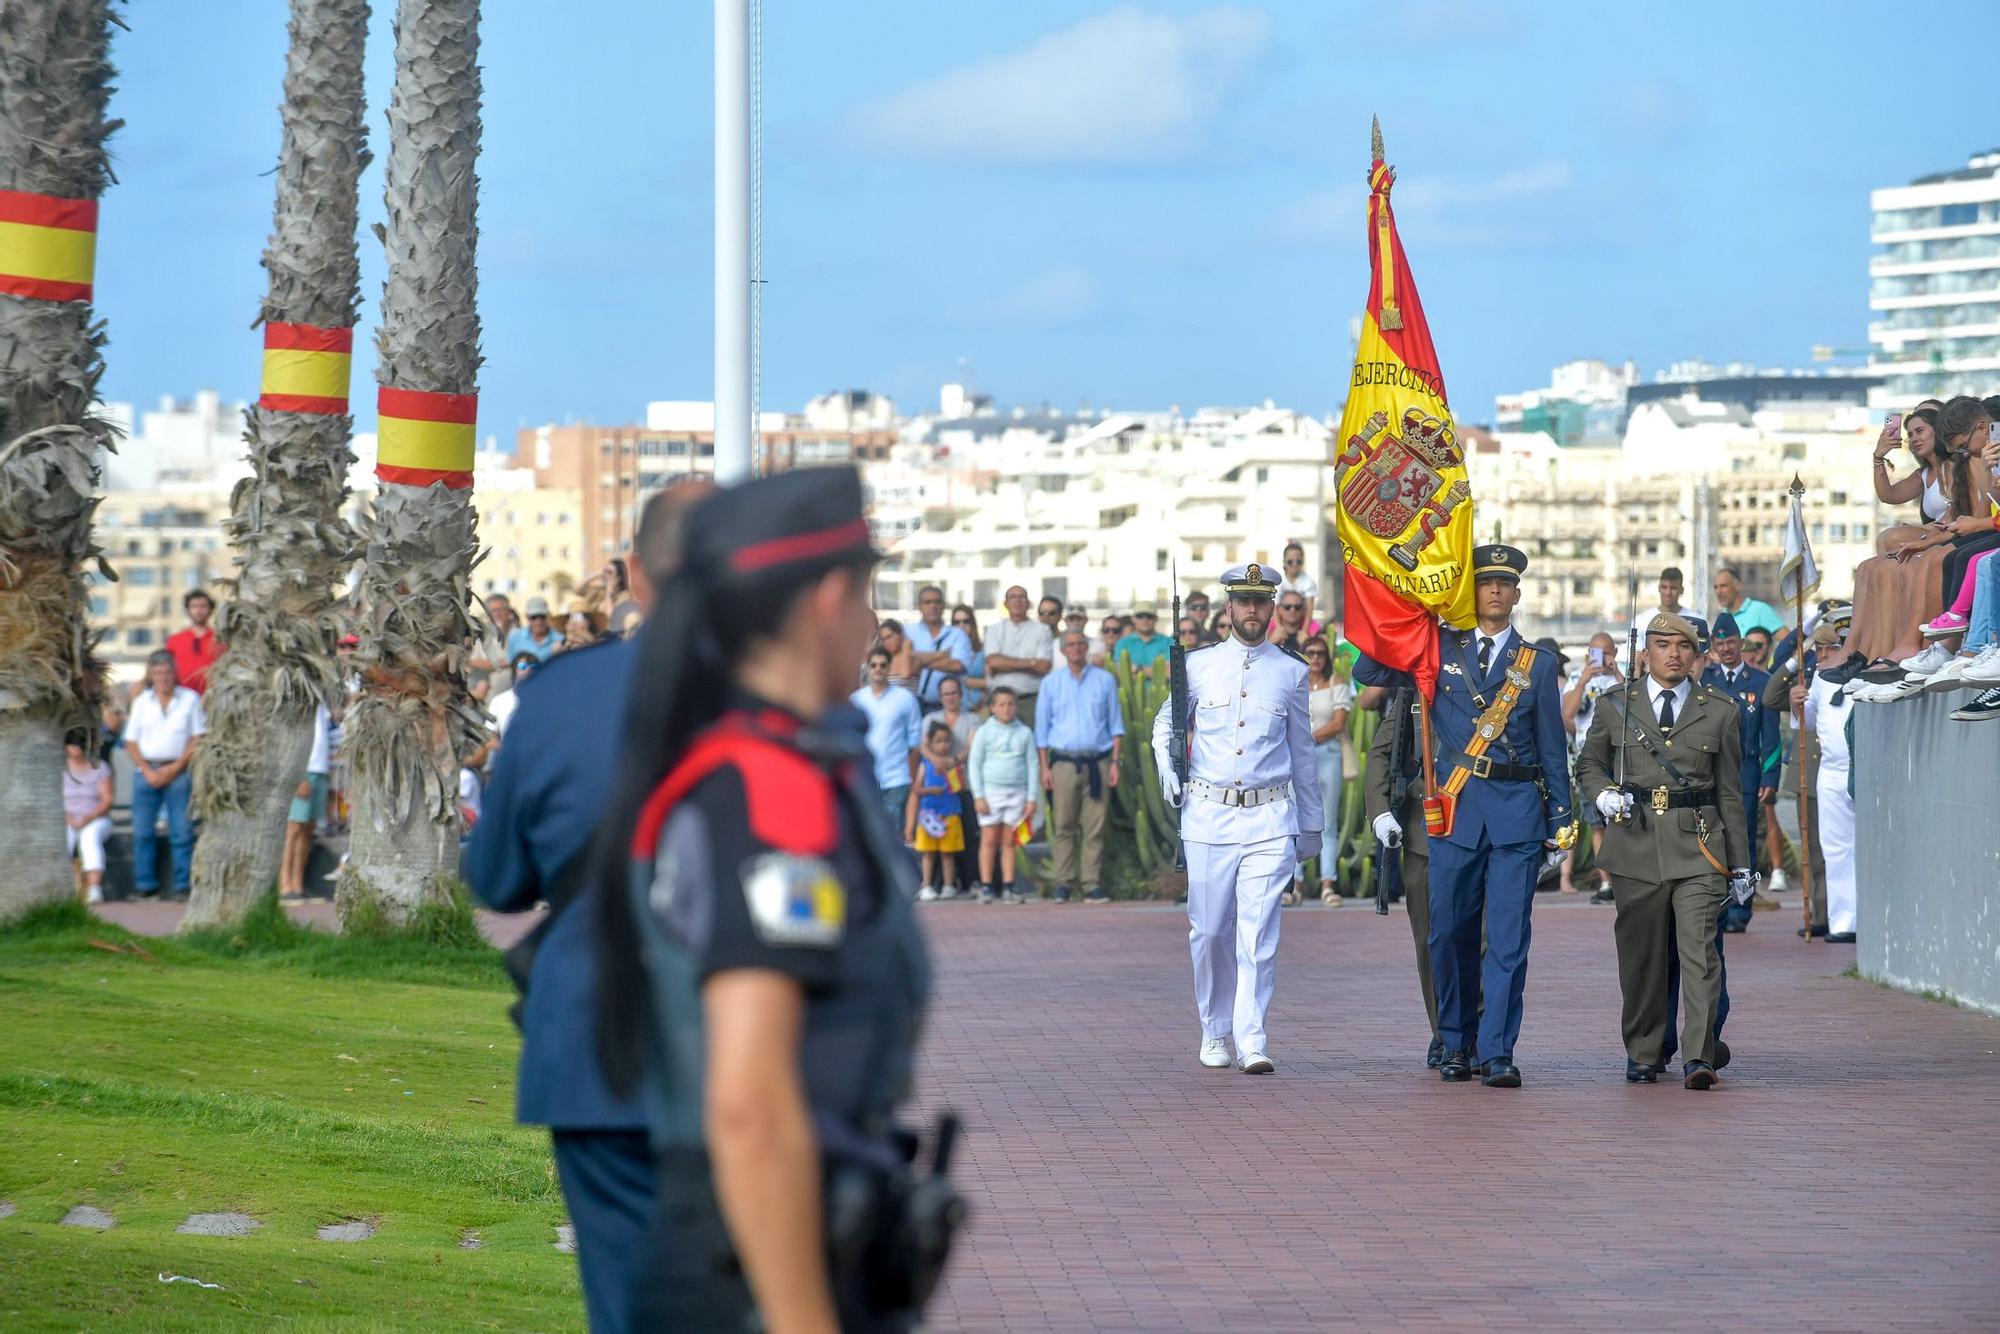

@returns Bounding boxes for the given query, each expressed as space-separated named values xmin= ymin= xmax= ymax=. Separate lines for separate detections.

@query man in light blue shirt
xmin=1035 ymin=628 xmax=1125 ymax=902
xmin=852 ymin=645 xmax=922 ymax=825
xmin=906 ymin=584 xmax=973 ymax=708
xmin=1710 ymin=567 xmax=1785 ymax=639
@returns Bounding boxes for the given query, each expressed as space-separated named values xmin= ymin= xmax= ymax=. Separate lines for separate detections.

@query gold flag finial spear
xmin=1371 ymin=115 xmax=1384 ymax=162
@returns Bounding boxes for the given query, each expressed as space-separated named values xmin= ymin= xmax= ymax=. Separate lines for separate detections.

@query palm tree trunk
xmin=336 ymin=0 xmax=484 ymax=927
xmin=182 ymin=0 xmax=370 ymax=932
xmin=0 ymin=0 xmax=120 ymax=924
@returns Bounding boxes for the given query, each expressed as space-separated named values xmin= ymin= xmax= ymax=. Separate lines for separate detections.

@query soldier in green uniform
xmin=1576 ymin=613 xmax=1754 ymax=1091
xmin=1362 ymin=688 xmax=1439 ymax=1068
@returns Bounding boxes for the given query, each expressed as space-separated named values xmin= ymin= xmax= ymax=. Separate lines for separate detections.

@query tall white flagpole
xmin=714 ymin=0 xmax=752 ymax=484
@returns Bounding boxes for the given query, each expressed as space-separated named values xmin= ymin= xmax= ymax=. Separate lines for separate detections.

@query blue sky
xmin=97 ymin=1 xmax=1992 ymax=437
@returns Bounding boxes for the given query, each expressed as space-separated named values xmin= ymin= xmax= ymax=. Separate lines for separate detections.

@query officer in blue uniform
xmin=1425 ymin=544 xmax=1574 ymax=1088
xmin=593 ymin=469 xmax=959 ymax=1333
xmin=1701 ymin=612 xmax=1779 ymax=933
xmin=468 ymin=627 xmax=654 ymax=1332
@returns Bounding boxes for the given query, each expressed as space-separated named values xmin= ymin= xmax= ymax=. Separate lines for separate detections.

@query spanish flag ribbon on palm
xmin=1333 ymin=119 xmax=1475 ymax=702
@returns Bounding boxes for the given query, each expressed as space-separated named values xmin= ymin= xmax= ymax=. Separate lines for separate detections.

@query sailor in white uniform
xmin=1152 ymin=561 xmax=1323 ymax=1074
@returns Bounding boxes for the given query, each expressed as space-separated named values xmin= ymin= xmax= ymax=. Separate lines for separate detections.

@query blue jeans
xmin=880 ymin=785 xmax=911 ymax=832
xmin=1966 ymin=550 xmax=2000 ymax=650
xmin=1313 ymin=740 xmax=1344 ymax=880
xmin=131 ymin=767 xmax=194 ymax=893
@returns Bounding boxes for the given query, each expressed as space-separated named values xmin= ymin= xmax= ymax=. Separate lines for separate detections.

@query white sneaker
xmin=1767 ymin=868 xmax=1787 ymax=894
xmin=1924 ymin=654 xmax=1977 ymax=692
xmin=916 ymin=886 xmax=938 ymax=902
xmin=1239 ymin=1051 xmax=1276 ymax=1075
xmin=86 ymin=884 xmax=103 ymax=904
xmin=1199 ymin=1036 xmax=1231 ymax=1068
xmin=1853 ymin=677 xmax=1925 ymax=703
xmin=1962 ymin=643 xmax=2000 ymax=686
xmin=937 ymin=884 xmax=962 ymax=900
xmin=1899 ymin=643 xmax=1952 ymax=677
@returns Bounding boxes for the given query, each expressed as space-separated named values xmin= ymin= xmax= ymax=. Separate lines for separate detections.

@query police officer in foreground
xmin=1577 ymin=613 xmax=1754 ymax=1090
xmin=1424 ymin=544 xmax=1574 ymax=1088
xmin=1152 ymin=560 xmax=1321 ymax=1076
xmin=1361 ymin=676 xmax=1441 ymax=1068
xmin=592 ymin=468 xmax=961 ymax=1331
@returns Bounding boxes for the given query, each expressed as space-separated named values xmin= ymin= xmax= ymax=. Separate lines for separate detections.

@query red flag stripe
xmin=375 ymin=462 xmax=474 ymax=489
xmin=1343 ymin=567 xmax=1442 ymax=703
xmin=258 ymin=392 xmax=349 ymax=415
xmin=377 ymin=386 xmax=477 ymax=424
xmin=0 ymin=273 xmax=90 ymax=303
xmin=263 ymin=322 xmax=353 ymax=353
xmin=0 ymin=189 xmax=97 ymax=231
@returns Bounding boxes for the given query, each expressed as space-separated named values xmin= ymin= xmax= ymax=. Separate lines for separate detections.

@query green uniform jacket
xmin=1362 ymin=697 xmax=1429 ymax=855
xmin=1575 ymin=679 xmax=1748 ymax=882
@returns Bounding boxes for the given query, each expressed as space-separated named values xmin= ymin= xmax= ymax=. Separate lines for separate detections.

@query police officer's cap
xmin=685 ymin=466 xmax=881 ymax=582
xmin=1471 ymin=544 xmax=1528 ymax=583
xmin=1220 ymin=561 xmax=1279 ymax=598
xmin=1711 ymin=611 xmax=1742 ymax=641
xmin=1645 ymin=612 xmax=1701 ymax=648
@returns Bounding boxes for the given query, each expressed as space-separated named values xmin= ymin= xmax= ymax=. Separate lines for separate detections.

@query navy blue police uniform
xmin=1701 ymin=614 xmax=1779 ymax=932
xmin=1425 ymin=544 xmax=1573 ymax=1083
xmin=465 ymin=637 xmax=653 ymax=1334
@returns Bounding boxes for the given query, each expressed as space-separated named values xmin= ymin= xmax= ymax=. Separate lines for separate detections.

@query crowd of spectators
xmin=848 ymin=570 xmax=1358 ymax=904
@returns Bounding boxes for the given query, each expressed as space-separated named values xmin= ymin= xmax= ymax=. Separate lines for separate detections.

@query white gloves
xmin=1728 ymin=869 xmax=1758 ymax=905
xmin=1373 ymin=812 xmax=1403 ymax=849
xmin=1295 ymin=830 xmax=1322 ymax=863
xmin=1542 ymin=845 xmax=1569 ymax=872
xmin=1595 ymin=788 xmax=1633 ymax=822
xmin=1160 ymin=767 xmax=1182 ymax=808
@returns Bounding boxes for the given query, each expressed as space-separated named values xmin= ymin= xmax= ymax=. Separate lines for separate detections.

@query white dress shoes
xmin=1238 ymin=1051 xmax=1275 ymax=1075
xmin=1198 ymin=1036 xmax=1231 ymax=1069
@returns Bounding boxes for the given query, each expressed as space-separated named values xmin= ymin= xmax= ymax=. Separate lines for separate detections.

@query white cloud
xmin=1267 ymin=160 xmax=1574 ymax=246
xmin=845 ymin=6 xmax=1273 ymax=167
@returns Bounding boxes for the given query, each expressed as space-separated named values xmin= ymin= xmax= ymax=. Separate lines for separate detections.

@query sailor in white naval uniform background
xmin=1152 ymin=562 xmax=1323 ymax=1074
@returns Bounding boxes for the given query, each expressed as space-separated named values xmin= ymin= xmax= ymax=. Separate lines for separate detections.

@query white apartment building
xmin=876 ymin=405 xmax=1332 ymax=617
xmin=1869 ymin=148 xmax=2000 ymax=407
xmin=1470 ymin=400 xmax=1889 ymax=640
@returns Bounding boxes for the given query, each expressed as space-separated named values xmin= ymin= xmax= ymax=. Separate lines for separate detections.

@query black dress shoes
xmin=1797 ymin=923 xmax=1828 ymax=938
xmin=1683 ymin=1061 xmax=1717 ymax=1090
xmin=1721 ymin=920 xmax=1746 ymax=934
xmin=1479 ymin=1057 xmax=1521 ymax=1088
xmin=1712 ymin=1040 xmax=1731 ymax=1072
xmin=1625 ymin=1059 xmax=1658 ymax=1083
xmin=1439 ymin=1050 xmax=1473 ymax=1082
xmin=1824 ymin=931 xmax=1856 ymax=943
xmin=1426 ymin=1037 xmax=1445 ymax=1069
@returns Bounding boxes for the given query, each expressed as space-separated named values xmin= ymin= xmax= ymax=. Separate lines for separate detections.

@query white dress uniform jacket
xmin=1151 ymin=635 xmax=1323 ymax=845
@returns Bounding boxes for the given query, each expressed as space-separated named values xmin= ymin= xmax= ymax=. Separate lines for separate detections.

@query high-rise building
xmin=1869 ymin=148 xmax=2000 ymax=407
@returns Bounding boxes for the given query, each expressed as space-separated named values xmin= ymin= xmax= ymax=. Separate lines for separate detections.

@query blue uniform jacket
xmin=1702 ymin=662 xmax=1781 ymax=793
xmin=466 ymin=638 xmax=646 ymax=1131
xmin=1427 ymin=625 xmax=1571 ymax=849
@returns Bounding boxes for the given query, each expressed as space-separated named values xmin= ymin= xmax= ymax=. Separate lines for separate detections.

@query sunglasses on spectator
xmin=1280 ymin=600 xmax=1304 ymax=612
xmin=952 ymin=615 xmax=974 ymax=627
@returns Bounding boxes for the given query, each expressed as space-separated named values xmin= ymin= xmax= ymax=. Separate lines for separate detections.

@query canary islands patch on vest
xmin=742 ymin=853 xmax=846 ymax=948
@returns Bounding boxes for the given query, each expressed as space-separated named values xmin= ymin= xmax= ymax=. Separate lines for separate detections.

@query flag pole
xmin=1788 ymin=474 xmax=1816 ymax=943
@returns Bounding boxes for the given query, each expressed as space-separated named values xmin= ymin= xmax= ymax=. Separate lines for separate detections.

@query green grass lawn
xmin=0 ymin=902 xmax=584 ymax=1331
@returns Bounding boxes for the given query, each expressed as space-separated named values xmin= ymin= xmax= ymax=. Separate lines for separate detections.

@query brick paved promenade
xmin=907 ymin=898 xmax=2000 ymax=1331
xmin=107 ymin=895 xmax=2000 ymax=1328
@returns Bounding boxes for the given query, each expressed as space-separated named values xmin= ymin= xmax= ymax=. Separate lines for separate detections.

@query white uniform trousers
xmin=1816 ymin=764 xmax=1857 ymax=937
xmin=1186 ymin=834 xmax=1293 ymax=1058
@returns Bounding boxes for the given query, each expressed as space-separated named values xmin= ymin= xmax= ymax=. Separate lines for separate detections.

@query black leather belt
xmin=1449 ymin=751 xmax=1540 ymax=784
xmin=1619 ymin=784 xmax=1716 ymax=811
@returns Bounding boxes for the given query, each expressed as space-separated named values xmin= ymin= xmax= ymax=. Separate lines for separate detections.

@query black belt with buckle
xmin=1619 ymin=784 xmax=1716 ymax=812
xmin=1450 ymin=751 xmax=1540 ymax=784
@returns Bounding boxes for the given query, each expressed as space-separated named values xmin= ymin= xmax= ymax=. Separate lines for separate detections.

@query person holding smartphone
xmin=1562 ymin=632 xmax=1624 ymax=900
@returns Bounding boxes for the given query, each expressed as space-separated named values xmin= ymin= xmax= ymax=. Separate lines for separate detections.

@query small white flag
xmin=1779 ymin=484 xmax=1820 ymax=607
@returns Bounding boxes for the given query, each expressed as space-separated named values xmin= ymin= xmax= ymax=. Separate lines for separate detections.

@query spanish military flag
xmin=1332 ymin=119 xmax=1475 ymax=702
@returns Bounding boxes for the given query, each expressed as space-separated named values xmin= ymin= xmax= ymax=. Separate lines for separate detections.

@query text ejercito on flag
xmin=1332 ymin=121 xmax=1474 ymax=702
